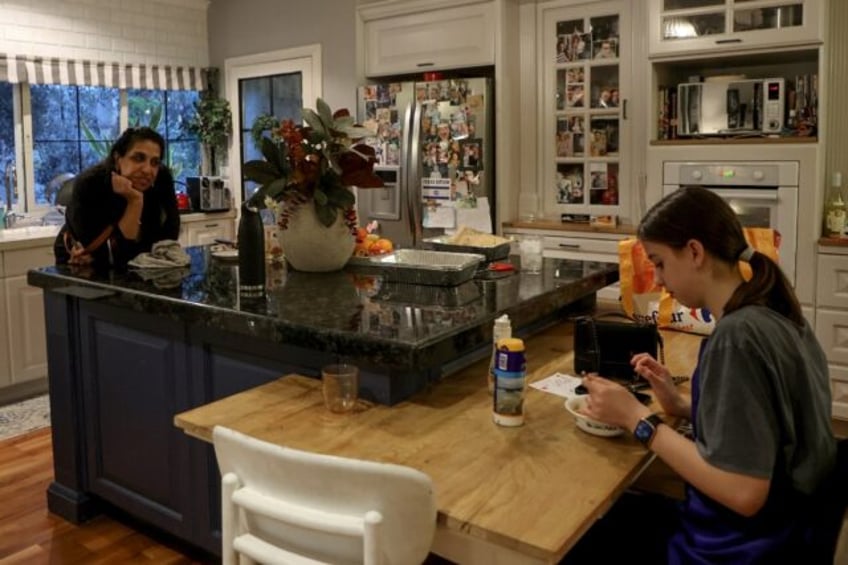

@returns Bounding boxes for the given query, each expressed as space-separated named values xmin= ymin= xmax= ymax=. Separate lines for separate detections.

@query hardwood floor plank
xmin=0 ymin=428 xmax=213 ymax=564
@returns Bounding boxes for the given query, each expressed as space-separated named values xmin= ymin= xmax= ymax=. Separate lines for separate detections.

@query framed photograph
xmin=556 ymin=164 xmax=584 ymax=204
xmin=589 ymin=129 xmax=607 ymax=156
xmin=566 ymin=84 xmax=585 ymax=108
xmin=591 ymin=117 xmax=619 ymax=155
xmin=460 ymin=139 xmax=482 ymax=171
xmin=593 ymin=38 xmax=618 ymax=59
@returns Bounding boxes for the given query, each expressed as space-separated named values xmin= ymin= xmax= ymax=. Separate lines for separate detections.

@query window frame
xmin=224 ymin=44 xmax=322 ymax=211
xmin=4 ymin=82 xmax=200 ymax=215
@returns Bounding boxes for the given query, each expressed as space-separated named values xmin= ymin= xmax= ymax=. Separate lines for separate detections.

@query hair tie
xmin=738 ymin=246 xmax=756 ymax=262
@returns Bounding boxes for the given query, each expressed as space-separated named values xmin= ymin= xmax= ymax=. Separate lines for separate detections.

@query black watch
xmin=633 ymin=413 xmax=664 ymax=447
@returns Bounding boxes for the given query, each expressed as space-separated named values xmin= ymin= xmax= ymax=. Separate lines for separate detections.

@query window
xmin=2 ymin=81 xmax=201 ymax=213
xmin=0 ymin=82 xmax=14 ymax=209
xmin=238 ymin=73 xmax=303 ymax=201
xmin=225 ymin=44 xmax=321 ymax=207
xmin=128 ymin=89 xmax=201 ymax=185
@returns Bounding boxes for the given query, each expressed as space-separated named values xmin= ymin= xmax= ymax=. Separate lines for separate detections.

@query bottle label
xmin=493 ymin=339 xmax=525 ymax=423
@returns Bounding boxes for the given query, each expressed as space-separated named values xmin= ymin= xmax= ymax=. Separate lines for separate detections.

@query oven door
xmin=697 ymin=187 xmax=797 ymax=286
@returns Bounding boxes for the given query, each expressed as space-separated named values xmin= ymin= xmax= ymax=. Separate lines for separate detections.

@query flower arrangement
xmin=243 ymin=98 xmax=383 ymax=232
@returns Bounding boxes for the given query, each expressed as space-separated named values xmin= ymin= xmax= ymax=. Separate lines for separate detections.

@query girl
xmin=582 ymin=186 xmax=836 ymax=563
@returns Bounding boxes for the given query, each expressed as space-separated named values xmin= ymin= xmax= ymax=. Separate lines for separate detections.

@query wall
xmin=206 ymin=0 xmax=358 ymax=111
xmin=826 ymin=0 xmax=848 ymax=189
xmin=0 ymin=0 xmax=208 ymax=68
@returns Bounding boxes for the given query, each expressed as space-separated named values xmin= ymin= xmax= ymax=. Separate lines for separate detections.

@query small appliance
xmin=186 ymin=176 xmax=231 ymax=212
xmin=677 ymin=78 xmax=785 ymax=136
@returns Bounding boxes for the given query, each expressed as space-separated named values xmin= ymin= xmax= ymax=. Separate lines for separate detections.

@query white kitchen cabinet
xmin=648 ymin=0 xmax=823 ymax=58
xmin=179 ymin=212 xmax=235 ymax=247
xmin=1 ymin=244 xmax=53 ymax=391
xmin=538 ymin=0 xmax=634 ymax=221
xmin=0 ymin=281 xmax=9 ymax=390
xmin=360 ymin=0 xmax=496 ymax=77
xmin=814 ymin=249 xmax=848 ymax=420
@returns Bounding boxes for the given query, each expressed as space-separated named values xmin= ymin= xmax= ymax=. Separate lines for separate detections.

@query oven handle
xmin=706 ymin=188 xmax=779 ymax=202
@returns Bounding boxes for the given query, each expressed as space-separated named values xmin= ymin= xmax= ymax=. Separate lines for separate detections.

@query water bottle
xmin=493 ymin=337 xmax=526 ymax=427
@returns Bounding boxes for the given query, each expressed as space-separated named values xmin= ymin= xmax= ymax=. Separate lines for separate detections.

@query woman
xmin=54 ymin=127 xmax=180 ymax=267
xmin=582 ymin=186 xmax=836 ymax=563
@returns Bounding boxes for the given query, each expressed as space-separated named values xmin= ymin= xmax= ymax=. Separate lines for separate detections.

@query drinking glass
xmin=322 ymin=364 xmax=359 ymax=413
xmin=518 ymin=235 xmax=544 ymax=274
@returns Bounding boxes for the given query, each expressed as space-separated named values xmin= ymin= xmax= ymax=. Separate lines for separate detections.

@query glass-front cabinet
xmin=540 ymin=0 xmax=631 ymax=221
xmin=649 ymin=0 xmax=823 ymax=57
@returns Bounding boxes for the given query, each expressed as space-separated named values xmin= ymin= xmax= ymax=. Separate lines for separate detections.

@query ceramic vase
xmin=279 ymin=203 xmax=355 ymax=272
xmin=238 ymin=201 xmax=265 ymax=297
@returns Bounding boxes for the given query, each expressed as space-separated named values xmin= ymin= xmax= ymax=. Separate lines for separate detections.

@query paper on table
xmin=530 ymin=372 xmax=583 ymax=398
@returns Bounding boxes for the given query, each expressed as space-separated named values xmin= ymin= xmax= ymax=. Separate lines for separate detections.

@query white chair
xmin=212 ymin=425 xmax=437 ymax=565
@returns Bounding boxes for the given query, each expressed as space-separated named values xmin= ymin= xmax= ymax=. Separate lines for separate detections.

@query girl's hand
xmin=631 ymin=353 xmax=687 ymax=417
xmin=111 ymin=172 xmax=141 ymax=200
xmin=582 ymin=374 xmax=649 ymax=430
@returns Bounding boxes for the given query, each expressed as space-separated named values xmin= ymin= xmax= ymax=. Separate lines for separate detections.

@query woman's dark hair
xmin=637 ymin=186 xmax=802 ymax=326
xmin=104 ymin=127 xmax=166 ymax=170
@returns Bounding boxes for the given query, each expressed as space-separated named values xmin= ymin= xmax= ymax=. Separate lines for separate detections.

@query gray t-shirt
xmin=696 ymin=305 xmax=835 ymax=495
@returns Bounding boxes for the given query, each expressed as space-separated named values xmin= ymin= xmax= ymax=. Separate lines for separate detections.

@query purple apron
xmin=667 ymin=339 xmax=808 ymax=564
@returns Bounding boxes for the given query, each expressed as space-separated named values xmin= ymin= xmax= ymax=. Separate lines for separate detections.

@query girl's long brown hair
xmin=637 ymin=186 xmax=802 ymax=326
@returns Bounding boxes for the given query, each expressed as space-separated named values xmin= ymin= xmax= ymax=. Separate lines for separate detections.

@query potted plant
xmin=187 ymin=96 xmax=232 ymax=176
xmin=242 ymin=97 xmax=383 ymax=272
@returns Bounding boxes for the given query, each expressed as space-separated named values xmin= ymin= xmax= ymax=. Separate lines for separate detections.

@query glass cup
xmin=518 ymin=235 xmax=544 ymax=274
xmin=518 ymin=192 xmax=540 ymax=222
xmin=322 ymin=364 xmax=359 ymax=413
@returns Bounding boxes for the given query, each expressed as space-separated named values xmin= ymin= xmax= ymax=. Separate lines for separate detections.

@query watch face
xmin=634 ymin=419 xmax=656 ymax=445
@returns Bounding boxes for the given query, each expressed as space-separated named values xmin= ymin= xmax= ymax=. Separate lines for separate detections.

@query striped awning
xmin=0 ymin=54 xmax=206 ymax=90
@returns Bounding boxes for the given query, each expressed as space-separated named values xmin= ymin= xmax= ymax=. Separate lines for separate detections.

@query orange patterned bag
xmin=619 ymin=228 xmax=780 ymax=335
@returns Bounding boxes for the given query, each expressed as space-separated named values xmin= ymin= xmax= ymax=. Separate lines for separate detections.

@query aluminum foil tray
xmin=424 ymin=235 xmax=511 ymax=263
xmin=349 ymin=249 xmax=484 ymax=286
xmin=373 ymin=279 xmax=482 ymax=307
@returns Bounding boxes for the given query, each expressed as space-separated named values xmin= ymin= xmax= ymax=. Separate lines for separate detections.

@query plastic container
xmin=488 ymin=314 xmax=512 ymax=393
xmin=493 ymin=337 xmax=526 ymax=427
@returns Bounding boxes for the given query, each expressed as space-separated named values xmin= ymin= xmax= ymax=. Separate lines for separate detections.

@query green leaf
xmin=315 ymin=201 xmax=337 ymax=227
xmin=327 ymin=185 xmax=355 ymax=209
xmin=243 ymin=160 xmax=282 ymax=185
xmin=260 ymin=137 xmax=286 ymax=173
xmin=316 ymin=98 xmax=334 ymax=131
xmin=332 ymin=115 xmax=356 ymax=130
xmin=338 ymin=124 xmax=374 ymax=140
xmin=149 ymin=105 xmax=163 ymax=130
xmin=314 ymin=189 xmax=328 ymax=206
xmin=302 ymin=108 xmax=327 ymax=139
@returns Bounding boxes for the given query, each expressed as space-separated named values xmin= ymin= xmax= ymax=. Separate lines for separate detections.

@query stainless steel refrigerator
xmin=356 ymin=77 xmax=494 ymax=249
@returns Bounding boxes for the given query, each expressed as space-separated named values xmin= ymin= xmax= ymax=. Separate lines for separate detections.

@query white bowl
xmin=564 ymin=396 xmax=625 ymax=438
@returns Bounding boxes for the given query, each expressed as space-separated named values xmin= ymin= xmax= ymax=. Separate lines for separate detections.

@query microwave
xmin=186 ymin=176 xmax=231 ymax=212
xmin=677 ymin=78 xmax=785 ymax=136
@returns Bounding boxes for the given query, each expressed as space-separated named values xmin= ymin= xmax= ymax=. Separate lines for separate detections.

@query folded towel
xmin=128 ymin=239 xmax=191 ymax=269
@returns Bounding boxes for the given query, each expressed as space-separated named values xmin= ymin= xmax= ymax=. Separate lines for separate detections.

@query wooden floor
xmin=0 ymin=428 xmax=212 ymax=564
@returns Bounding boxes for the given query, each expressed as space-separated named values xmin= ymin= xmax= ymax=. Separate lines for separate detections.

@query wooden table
xmin=175 ymin=319 xmax=702 ymax=564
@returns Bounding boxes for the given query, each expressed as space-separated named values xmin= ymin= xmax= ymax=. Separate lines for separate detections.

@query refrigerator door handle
xmin=406 ymin=101 xmax=424 ymax=246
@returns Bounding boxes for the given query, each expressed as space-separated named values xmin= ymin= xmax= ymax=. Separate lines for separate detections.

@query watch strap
xmin=634 ymin=413 xmax=664 ymax=447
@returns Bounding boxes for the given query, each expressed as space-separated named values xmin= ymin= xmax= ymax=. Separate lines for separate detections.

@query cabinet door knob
xmin=558 ymin=243 xmax=581 ymax=250
xmin=715 ymin=38 xmax=743 ymax=44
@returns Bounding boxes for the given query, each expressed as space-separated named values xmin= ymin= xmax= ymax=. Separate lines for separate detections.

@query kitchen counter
xmin=28 ymin=246 xmax=618 ymax=555
xmin=0 ymin=225 xmax=60 ymax=251
xmin=29 ymin=247 xmax=618 ymax=404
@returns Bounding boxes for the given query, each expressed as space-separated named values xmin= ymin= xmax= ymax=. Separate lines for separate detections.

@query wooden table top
xmin=175 ymin=317 xmax=702 ymax=563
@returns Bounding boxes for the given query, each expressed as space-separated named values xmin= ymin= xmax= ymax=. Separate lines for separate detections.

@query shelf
xmin=651 ymin=136 xmax=817 ymax=146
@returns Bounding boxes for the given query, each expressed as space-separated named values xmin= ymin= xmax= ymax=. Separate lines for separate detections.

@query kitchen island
xmin=27 ymin=247 xmax=617 ymax=555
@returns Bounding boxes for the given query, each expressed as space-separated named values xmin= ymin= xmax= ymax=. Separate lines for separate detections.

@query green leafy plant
xmin=243 ymin=98 xmax=383 ymax=230
xmin=186 ymin=96 xmax=232 ymax=174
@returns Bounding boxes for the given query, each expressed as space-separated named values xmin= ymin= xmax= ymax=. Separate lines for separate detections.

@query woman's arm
xmin=111 ymin=172 xmax=143 ymax=241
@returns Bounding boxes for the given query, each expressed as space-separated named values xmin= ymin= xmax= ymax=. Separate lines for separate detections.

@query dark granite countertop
xmin=28 ymin=246 xmax=618 ymax=373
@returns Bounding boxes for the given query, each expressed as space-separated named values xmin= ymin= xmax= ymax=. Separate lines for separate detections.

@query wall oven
xmin=662 ymin=161 xmax=798 ymax=286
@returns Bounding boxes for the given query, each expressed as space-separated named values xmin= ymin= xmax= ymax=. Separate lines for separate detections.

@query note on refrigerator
xmin=454 ymin=196 xmax=492 ymax=234
xmin=423 ymin=204 xmax=456 ymax=229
